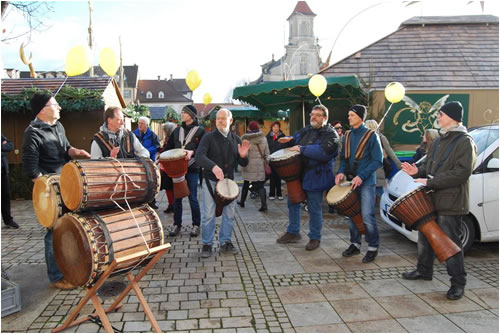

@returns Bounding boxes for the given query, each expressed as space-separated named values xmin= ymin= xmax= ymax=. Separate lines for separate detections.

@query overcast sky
xmin=1 ymin=0 xmax=498 ymax=103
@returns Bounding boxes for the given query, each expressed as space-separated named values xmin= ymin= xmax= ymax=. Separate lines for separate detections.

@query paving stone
xmin=123 ymin=321 xmax=152 ymax=332
xmin=189 ymin=308 xmax=209 ymax=319
xmin=417 ymin=292 xmax=484 ymax=314
xmin=221 ymin=298 xmax=249 ymax=307
xmin=284 ymin=302 xmax=342 ymax=327
xmin=210 ymin=308 xmax=231 ymax=318
xmin=167 ymin=310 xmax=188 ymax=320
xmin=331 ymin=298 xmax=392 ymax=323
xmin=397 ymin=315 xmax=464 ymax=333
xmin=275 ymin=285 xmax=326 ymax=304
xmin=221 ymin=316 xmax=253 ymax=328
xmin=122 ymin=312 xmax=146 ymax=321
xmin=200 ymin=318 xmax=222 ymax=329
xmin=157 ymin=320 xmax=176 ymax=331
xmin=176 ymin=319 xmax=199 ymax=330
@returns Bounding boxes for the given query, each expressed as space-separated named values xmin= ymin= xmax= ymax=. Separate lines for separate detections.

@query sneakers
xmin=269 ymin=196 xmax=275 ymax=200
xmin=278 ymin=196 xmax=283 ymax=200
xmin=190 ymin=225 xmax=200 ymax=237
xmin=362 ymin=250 xmax=378 ymax=263
xmin=168 ymin=225 xmax=181 ymax=237
xmin=50 ymin=278 xmax=76 ymax=290
xmin=4 ymin=220 xmax=19 ymax=229
xmin=447 ymin=285 xmax=464 ymax=300
xmin=164 ymin=205 xmax=174 ymax=213
xmin=402 ymin=270 xmax=433 ymax=281
xmin=342 ymin=244 xmax=360 ymax=257
xmin=305 ymin=239 xmax=320 ymax=251
xmin=200 ymin=244 xmax=212 ymax=258
xmin=220 ymin=242 xmax=238 ymax=255
xmin=276 ymin=232 xmax=302 ymax=244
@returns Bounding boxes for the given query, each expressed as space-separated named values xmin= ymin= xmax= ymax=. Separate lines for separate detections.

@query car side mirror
xmin=487 ymin=158 xmax=499 ymax=170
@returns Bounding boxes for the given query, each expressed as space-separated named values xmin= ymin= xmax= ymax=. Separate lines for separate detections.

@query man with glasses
xmin=277 ymin=105 xmax=339 ymax=251
xmin=401 ymin=101 xmax=476 ymax=300
xmin=23 ymin=92 xmax=91 ymax=290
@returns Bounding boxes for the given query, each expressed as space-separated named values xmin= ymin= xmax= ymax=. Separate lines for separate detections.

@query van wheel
xmin=460 ymin=216 xmax=475 ymax=253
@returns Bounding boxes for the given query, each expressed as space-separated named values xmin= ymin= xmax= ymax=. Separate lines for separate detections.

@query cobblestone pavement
xmin=1 ymin=180 xmax=498 ymax=333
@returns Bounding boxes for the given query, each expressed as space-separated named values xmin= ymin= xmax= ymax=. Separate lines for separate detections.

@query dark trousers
xmin=173 ymin=172 xmax=200 ymax=226
xmin=1 ymin=171 xmax=13 ymax=224
xmin=269 ymin=170 xmax=282 ymax=197
xmin=417 ymin=215 xmax=466 ymax=287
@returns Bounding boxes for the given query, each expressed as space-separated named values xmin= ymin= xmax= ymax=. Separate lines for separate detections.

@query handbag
xmin=256 ymin=144 xmax=272 ymax=177
xmin=383 ymin=157 xmax=393 ymax=178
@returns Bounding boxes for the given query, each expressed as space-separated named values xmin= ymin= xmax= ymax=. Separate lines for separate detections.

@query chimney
xmin=170 ymin=74 xmax=173 ymax=81
xmin=157 ymin=75 xmax=161 ymax=81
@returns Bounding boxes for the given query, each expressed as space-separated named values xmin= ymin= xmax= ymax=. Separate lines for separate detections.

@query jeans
xmin=287 ymin=190 xmax=323 ymax=240
xmin=45 ymin=229 xmax=63 ymax=283
xmin=201 ymin=179 xmax=236 ymax=246
xmin=416 ymin=215 xmax=466 ymax=287
xmin=174 ymin=172 xmax=200 ymax=226
xmin=349 ymin=183 xmax=379 ymax=251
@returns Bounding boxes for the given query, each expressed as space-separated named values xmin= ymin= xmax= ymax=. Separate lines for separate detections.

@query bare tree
xmin=224 ymin=77 xmax=250 ymax=103
xmin=1 ymin=1 xmax=53 ymax=43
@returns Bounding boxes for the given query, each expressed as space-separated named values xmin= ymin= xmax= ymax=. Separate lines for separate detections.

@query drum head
xmin=326 ymin=183 xmax=352 ymax=205
xmin=389 ymin=185 xmax=425 ymax=213
xmin=160 ymin=149 xmax=185 ymax=160
xmin=33 ymin=175 xmax=60 ymax=228
xmin=216 ymin=179 xmax=239 ymax=199
xmin=53 ymin=214 xmax=93 ymax=287
xmin=269 ymin=148 xmax=299 ymax=162
xmin=60 ymin=162 xmax=84 ymax=211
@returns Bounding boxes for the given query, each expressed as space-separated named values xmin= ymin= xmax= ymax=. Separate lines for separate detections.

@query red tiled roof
xmin=137 ymin=79 xmax=192 ymax=103
xmin=288 ymin=1 xmax=316 ymax=20
xmin=1 ymin=77 xmax=113 ymax=95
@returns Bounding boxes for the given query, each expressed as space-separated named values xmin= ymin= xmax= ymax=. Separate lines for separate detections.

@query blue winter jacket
xmin=289 ymin=124 xmax=339 ymax=192
xmin=338 ymin=124 xmax=383 ymax=186
xmin=134 ymin=127 xmax=160 ymax=160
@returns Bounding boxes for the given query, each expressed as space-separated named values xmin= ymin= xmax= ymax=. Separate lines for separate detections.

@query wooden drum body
xmin=159 ymin=149 xmax=189 ymax=199
xmin=53 ymin=205 xmax=164 ymax=287
xmin=269 ymin=148 xmax=306 ymax=204
xmin=60 ymin=158 xmax=159 ymax=212
xmin=326 ymin=183 xmax=365 ymax=234
xmin=32 ymin=174 xmax=68 ymax=228
xmin=389 ymin=187 xmax=461 ymax=262
xmin=215 ymin=179 xmax=239 ymax=217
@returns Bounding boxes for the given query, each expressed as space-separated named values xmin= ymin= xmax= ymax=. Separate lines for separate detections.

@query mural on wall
xmin=384 ymin=93 xmax=470 ymax=145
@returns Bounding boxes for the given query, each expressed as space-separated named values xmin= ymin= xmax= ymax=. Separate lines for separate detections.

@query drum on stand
xmin=52 ymin=205 xmax=164 ymax=287
xmin=32 ymin=174 xmax=68 ymax=228
xmin=268 ymin=148 xmax=306 ymax=204
xmin=159 ymin=149 xmax=190 ymax=199
xmin=326 ymin=183 xmax=365 ymax=234
xmin=215 ymin=179 xmax=239 ymax=217
xmin=60 ymin=158 xmax=160 ymax=212
xmin=389 ymin=186 xmax=461 ymax=262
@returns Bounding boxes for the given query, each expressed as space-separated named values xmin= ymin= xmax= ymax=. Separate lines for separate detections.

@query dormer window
xmin=158 ymin=91 xmax=164 ymax=99
xmin=146 ymin=91 xmax=152 ymax=99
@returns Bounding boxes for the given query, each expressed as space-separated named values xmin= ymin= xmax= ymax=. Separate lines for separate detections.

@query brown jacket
xmin=416 ymin=125 xmax=476 ymax=215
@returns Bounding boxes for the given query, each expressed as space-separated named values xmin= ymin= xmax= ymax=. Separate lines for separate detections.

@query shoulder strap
xmin=344 ymin=130 xmax=351 ymax=159
xmin=256 ymin=143 xmax=265 ymax=159
xmin=125 ymin=131 xmax=133 ymax=155
xmin=354 ymin=129 xmax=376 ymax=160
xmin=95 ymin=132 xmax=114 ymax=153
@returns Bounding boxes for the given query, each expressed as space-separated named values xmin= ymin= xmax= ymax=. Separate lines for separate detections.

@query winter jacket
xmin=165 ymin=120 xmax=205 ymax=173
xmin=376 ymin=133 xmax=401 ymax=186
xmin=415 ymin=125 xmax=476 ymax=215
xmin=196 ymin=130 xmax=248 ymax=182
xmin=241 ymin=131 xmax=269 ymax=182
xmin=286 ymin=124 xmax=338 ymax=192
xmin=22 ymin=118 xmax=72 ymax=179
xmin=266 ymin=130 xmax=285 ymax=154
xmin=2 ymin=134 xmax=14 ymax=173
xmin=134 ymin=127 xmax=161 ymax=160
xmin=338 ymin=124 xmax=383 ymax=186
xmin=90 ymin=123 xmax=149 ymax=159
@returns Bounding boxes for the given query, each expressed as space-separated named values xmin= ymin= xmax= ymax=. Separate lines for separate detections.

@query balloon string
xmin=54 ymin=75 xmax=69 ymax=97
xmin=315 ymin=96 xmax=323 ymax=106
xmin=377 ymin=102 xmax=394 ymax=131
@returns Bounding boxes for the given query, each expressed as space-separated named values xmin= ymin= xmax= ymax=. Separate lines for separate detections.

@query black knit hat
xmin=182 ymin=104 xmax=198 ymax=120
xmin=30 ymin=92 xmax=53 ymax=116
xmin=349 ymin=104 xmax=367 ymax=121
xmin=440 ymin=101 xmax=463 ymax=123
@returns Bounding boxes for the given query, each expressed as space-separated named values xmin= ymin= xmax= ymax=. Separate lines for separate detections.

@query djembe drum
xmin=326 ymin=183 xmax=365 ymax=234
xmin=32 ymin=174 xmax=68 ymax=228
xmin=52 ymin=205 xmax=164 ymax=287
xmin=389 ymin=186 xmax=461 ymax=262
xmin=215 ymin=179 xmax=239 ymax=217
xmin=159 ymin=149 xmax=190 ymax=199
xmin=60 ymin=158 xmax=159 ymax=212
xmin=269 ymin=148 xmax=306 ymax=203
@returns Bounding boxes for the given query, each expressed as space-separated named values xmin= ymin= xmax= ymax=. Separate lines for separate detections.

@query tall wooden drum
xmin=215 ymin=179 xmax=239 ymax=217
xmin=32 ymin=174 xmax=68 ymax=228
xmin=52 ymin=205 xmax=164 ymax=287
xmin=159 ymin=149 xmax=190 ymax=199
xmin=269 ymin=148 xmax=306 ymax=204
xmin=326 ymin=183 xmax=365 ymax=234
xmin=59 ymin=158 xmax=160 ymax=212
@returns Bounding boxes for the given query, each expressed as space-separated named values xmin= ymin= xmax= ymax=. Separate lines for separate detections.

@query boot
xmin=237 ymin=185 xmax=248 ymax=208
xmin=258 ymin=188 xmax=267 ymax=212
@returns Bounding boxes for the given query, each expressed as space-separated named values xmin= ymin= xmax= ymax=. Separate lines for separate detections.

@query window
xmin=146 ymin=91 xmax=152 ymax=99
xmin=123 ymin=90 xmax=131 ymax=98
xmin=158 ymin=91 xmax=164 ymax=99
xmin=300 ymin=54 xmax=308 ymax=75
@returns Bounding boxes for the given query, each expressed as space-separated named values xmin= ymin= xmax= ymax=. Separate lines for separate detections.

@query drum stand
xmin=52 ymin=244 xmax=170 ymax=333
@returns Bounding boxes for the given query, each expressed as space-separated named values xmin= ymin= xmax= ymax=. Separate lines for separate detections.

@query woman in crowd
xmin=266 ymin=121 xmax=285 ymax=200
xmin=159 ymin=122 xmax=177 ymax=213
xmin=237 ymin=121 xmax=270 ymax=211
xmin=410 ymin=128 xmax=439 ymax=164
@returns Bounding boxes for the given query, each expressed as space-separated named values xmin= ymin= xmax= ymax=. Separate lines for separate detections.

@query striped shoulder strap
xmin=94 ymin=132 xmax=114 ymax=152
xmin=344 ymin=129 xmax=376 ymax=160
xmin=344 ymin=130 xmax=351 ymax=160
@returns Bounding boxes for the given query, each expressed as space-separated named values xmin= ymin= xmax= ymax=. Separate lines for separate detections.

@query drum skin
xmin=389 ymin=187 xmax=461 ymax=262
xmin=33 ymin=174 xmax=68 ymax=228
xmin=60 ymin=158 xmax=160 ymax=211
xmin=326 ymin=184 xmax=365 ymax=234
xmin=215 ymin=179 xmax=239 ymax=217
xmin=159 ymin=149 xmax=190 ymax=198
xmin=53 ymin=205 xmax=164 ymax=286
xmin=269 ymin=149 xmax=306 ymax=204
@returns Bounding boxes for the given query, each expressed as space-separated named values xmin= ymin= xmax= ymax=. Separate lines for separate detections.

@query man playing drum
xmin=195 ymin=108 xmax=250 ymax=258
xmin=401 ymin=101 xmax=476 ymax=300
xmin=90 ymin=107 xmax=149 ymax=159
xmin=336 ymin=104 xmax=383 ymax=263
xmin=277 ymin=105 xmax=339 ymax=251
xmin=165 ymin=105 xmax=205 ymax=237
xmin=23 ymin=92 xmax=91 ymax=290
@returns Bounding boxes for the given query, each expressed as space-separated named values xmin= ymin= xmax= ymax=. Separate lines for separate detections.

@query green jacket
xmin=416 ymin=125 xmax=476 ymax=216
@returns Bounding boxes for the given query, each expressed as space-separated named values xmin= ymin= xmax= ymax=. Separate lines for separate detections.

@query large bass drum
xmin=268 ymin=148 xmax=306 ymax=204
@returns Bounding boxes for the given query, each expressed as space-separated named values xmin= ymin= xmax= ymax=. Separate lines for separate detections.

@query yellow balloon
xmin=203 ymin=93 xmax=212 ymax=106
xmin=384 ymin=82 xmax=405 ymax=103
xmin=99 ymin=48 xmax=118 ymax=76
xmin=65 ymin=45 xmax=91 ymax=76
xmin=308 ymin=74 xmax=327 ymax=97
xmin=186 ymin=70 xmax=201 ymax=91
